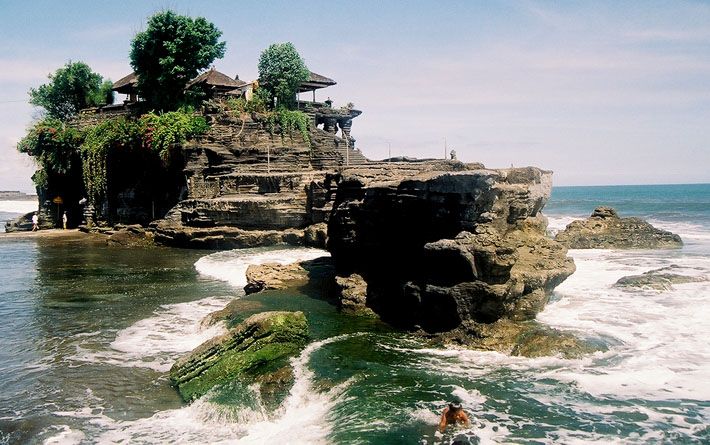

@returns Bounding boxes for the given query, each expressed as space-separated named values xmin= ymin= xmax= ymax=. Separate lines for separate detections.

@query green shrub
xmin=18 ymin=118 xmax=83 ymax=175
xmin=265 ymin=108 xmax=310 ymax=145
xmin=140 ymin=107 xmax=209 ymax=159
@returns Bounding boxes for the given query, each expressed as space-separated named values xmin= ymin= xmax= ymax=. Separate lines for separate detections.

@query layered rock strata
xmin=170 ymin=311 xmax=309 ymax=402
xmin=555 ymin=206 xmax=683 ymax=249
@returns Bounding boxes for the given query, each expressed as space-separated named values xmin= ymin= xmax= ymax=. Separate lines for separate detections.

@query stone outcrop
xmin=106 ymin=224 xmax=155 ymax=247
xmin=325 ymin=166 xmax=577 ymax=344
xmin=170 ymin=311 xmax=309 ymax=402
xmin=243 ymin=257 xmax=336 ymax=296
xmin=335 ymin=274 xmax=376 ymax=317
xmin=555 ymin=206 xmax=683 ymax=249
xmin=152 ymin=109 xmax=366 ymax=248
xmin=436 ymin=319 xmax=601 ymax=358
xmin=614 ymin=265 xmax=706 ymax=291
xmin=4 ymin=212 xmax=35 ymax=232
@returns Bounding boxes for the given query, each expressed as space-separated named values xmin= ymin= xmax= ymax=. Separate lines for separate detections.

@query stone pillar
xmin=324 ymin=117 xmax=338 ymax=134
xmin=338 ymin=118 xmax=353 ymax=146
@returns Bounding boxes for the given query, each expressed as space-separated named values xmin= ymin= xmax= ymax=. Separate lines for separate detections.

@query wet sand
xmin=0 ymin=229 xmax=105 ymax=243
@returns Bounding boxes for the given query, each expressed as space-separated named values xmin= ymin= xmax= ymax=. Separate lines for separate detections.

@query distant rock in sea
xmin=614 ymin=265 xmax=706 ymax=291
xmin=555 ymin=206 xmax=683 ymax=249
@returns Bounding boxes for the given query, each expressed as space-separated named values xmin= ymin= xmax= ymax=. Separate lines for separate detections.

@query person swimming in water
xmin=439 ymin=399 xmax=471 ymax=432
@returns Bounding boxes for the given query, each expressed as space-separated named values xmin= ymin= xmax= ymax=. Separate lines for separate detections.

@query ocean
xmin=0 ymin=184 xmax=708 ymax=444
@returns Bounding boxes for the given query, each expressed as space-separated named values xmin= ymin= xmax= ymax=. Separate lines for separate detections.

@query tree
xmin=130 ymin=10 xmax=226 ymax=111
xmin=29 ymin=61 xmax=113 ymax=121
xmin=257 ymin=43 xmax=309 ymax=109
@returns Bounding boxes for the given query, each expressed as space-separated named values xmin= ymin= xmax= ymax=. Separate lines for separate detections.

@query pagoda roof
xmin=298 ymin=71 xmax=336 ymax=92
xmin=112 ymin=72 xmax=138 ymax=94
xmin=186 ymin=68 xmax=247 ymax=90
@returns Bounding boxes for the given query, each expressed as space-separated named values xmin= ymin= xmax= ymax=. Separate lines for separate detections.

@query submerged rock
xmin=436 ymin=319 xmax=602 ymax=359
xmin=555 ymin=206 xmax=683 ymax=249
xmin=614 ymin=266 xmax=706 ymax=291
xmin=169 ymin=311 xmax=309 ymax=402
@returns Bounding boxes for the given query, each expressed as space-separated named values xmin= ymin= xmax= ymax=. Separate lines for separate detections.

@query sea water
xmin=0 ymin=185 xmax=708 ymax=444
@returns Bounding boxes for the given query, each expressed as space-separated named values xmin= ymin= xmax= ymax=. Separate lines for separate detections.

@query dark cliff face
xmin=326 ymin=166 xmax=575 ymax=333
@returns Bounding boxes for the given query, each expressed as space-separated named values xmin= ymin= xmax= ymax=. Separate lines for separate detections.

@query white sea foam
xmin=537 ymin=249 xmax=710 ymax=401
xmin=72 ymin=296 xmax=231 ymax=372
xmin=0 ymin=200 xmax=38 ymax=214
xmin=58 ymin=334 xmax=361 ymax=444
xmin=71 ymin=247 xmax=328 ymax=372
xmin=194 ymin=247 xmax=329 ymax=288
xmin=233 ymin=334 xmax=361 ymax=444
xmin=41 ymin=425 xmax=86 ymax=445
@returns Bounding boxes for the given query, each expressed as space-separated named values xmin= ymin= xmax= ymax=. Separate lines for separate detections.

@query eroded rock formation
xmin=555 ymin=206 xmax=683 ymax=249
xmin=325 ymin=165 xmax=578 ymax=349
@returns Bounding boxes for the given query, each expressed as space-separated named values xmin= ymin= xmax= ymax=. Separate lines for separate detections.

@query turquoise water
xmin=0 ymin=184 xmax=709 ymax=444
xmin=546 ymin=183 xmax=710 ymax=225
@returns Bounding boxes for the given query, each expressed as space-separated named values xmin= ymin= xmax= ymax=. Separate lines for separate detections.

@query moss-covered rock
xmin=169 ymin=311 xmax=309 ymax=401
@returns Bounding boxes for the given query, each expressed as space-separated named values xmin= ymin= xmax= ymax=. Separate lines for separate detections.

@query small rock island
xmin=555 ymin=206 xmax=683 ymax=249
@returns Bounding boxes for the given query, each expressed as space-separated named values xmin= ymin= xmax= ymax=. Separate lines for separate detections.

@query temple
xmin=100 ymin=66 xmax=363 ymax=151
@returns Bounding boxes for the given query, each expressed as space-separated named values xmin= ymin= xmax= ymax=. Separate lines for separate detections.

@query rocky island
xmin=10 ymin=23 xmax=589 ymax=402
xmin=555 ymin=206 xmax=683 ymax=249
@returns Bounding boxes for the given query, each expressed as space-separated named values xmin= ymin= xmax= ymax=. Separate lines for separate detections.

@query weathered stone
xmin=326 ymin=167 xmax=575 ymax=336
xmin=106 ymin=225 xmax=155 ymax=247
xmin=243 ymin=257 xmax=336 ymax=296
xmin=555 ymin=207 xmax=683 ymax=249
xmin=244 ymin=262 xmax=310 ymax=294
xmin=4 ymin=211 xmax=35 ymax=232
xmin=435 ymin=319 xmax=602 ymax=359
xmin=335 ymin=274 xmax=377 ymax=317
xmin=170 ymin=311 xmax=309 ymax=402
xmin=614 ymin=266 xmax=706 ymax=291
xmin=304 ymin=223 xmax=328 ymax=248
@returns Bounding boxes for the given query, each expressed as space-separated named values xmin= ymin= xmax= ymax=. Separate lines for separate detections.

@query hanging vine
xmin=265 ymin=108 xmax=311 ymax=146
xmin=80 ymin=117 xmax=142 ymax=205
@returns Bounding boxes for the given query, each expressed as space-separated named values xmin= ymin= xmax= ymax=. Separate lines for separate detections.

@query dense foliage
xmin=17 ymin=119 xmax=84 ymax=179
xmin=29 ymin=62 xmax=114 ymax=120
xmin=140 ymin=108 xmax=209 ymax=159
xmin=130 ymin=10 xmax=226 ymax=111
xmin=266 ymin=109 xmax=311 ymax=145
xmin=257 ymin=43 xmax=309 ymax=109
xmin=81 ymin=118 xmax=143 ymax=204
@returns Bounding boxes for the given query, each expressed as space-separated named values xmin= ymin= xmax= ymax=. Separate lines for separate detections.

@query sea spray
xmin=194 ymin=246 xmax=329 ymax=288
xmin=234 ymin=334 xmax=363 ymax=444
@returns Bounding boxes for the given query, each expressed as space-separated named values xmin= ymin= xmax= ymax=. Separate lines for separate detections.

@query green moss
xmin=170 ymin=311 xmax=309 ymax=402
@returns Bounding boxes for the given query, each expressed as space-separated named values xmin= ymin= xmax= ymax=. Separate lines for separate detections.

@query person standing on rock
xmin=32 ymin=212 xmax=39 ymax=231
xmin=439 ymin=399 xmax=471 ymax=432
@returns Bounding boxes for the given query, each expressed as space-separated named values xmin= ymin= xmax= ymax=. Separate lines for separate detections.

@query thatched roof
xmin=186 ymin=68 xmax=247 ymax=90
xmin=112 ymin=72 xmax=138 ymax=94
xmin=298 ymin=71 xmax=336 ymax=92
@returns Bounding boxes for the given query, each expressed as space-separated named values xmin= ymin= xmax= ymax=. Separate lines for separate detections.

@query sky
xmin=1 ymin=0 xmax=709 ymax=191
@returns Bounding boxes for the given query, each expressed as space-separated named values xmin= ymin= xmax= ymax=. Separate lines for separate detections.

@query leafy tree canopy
xmin=130 ymin=10 xmax=226 ymax=111
xmin=29 ymin=61 xmax=114 ymax=121
xmin=257 ymin=42 xmax=309 ymax=109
